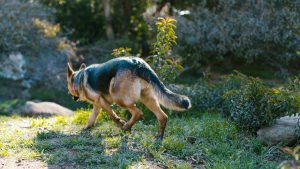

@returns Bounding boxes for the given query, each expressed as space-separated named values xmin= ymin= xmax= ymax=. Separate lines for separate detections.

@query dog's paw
xmin=116 ymin=119 xmax=126 ymax=128
xmin=155 ymin=133 xmax=164 ymax=141
xmin=119 ymin=119 xmax=126 ymax=125
xmin=84 ymin=124 xmax=94 ymax=130
xmin=121 ymin=123 xmax=132 ymax=131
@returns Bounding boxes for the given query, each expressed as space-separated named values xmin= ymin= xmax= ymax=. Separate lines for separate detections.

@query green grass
xmin=0 ymin=110 xmax=283 ymax=168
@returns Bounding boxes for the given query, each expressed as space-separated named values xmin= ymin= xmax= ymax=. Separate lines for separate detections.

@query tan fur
xmin=140 ymin=86 xmax=168 ymax=138
xmin=67 ymin=65 xmax=171 ymax=138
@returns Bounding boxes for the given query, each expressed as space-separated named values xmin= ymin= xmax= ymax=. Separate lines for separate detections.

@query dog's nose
xmin=73 ymin=96 xmax=79 ymax=101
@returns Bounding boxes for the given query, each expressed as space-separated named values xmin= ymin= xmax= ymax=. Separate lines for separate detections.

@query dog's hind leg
xmin=109 ymin=72 xmax=144 ymax=130
xmin=85 ymin=104 xmax=101 ymax=129
xmin=141 ymin=89 xmax=168 ymax=139
xmin=99 ymin=96 xmax=126 ymax=128
xmin=122 ymin=105 xmax=143 ymax=130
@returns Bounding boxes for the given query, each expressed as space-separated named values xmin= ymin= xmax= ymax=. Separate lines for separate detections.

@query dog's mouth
xmin=72 ymin=96 xmax=79 ymax=101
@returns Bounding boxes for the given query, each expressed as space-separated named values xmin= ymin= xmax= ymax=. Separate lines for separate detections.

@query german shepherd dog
xmin=67 ymin=57 xmax=191 ymax=139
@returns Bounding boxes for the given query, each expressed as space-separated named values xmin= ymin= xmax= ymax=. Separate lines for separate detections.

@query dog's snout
xmin=73 ymin=96 xmax=79 ymax=101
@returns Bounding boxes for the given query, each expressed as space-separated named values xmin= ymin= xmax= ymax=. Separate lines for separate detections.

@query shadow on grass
xmin=33 ymin=129 xmax=143 ymax=168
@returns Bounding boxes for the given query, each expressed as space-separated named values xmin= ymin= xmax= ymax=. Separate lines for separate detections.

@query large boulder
xmin=18 ymin=101 xmax=74 ymax=117
xmin=257 ymin=115 xmax=299 ymax=145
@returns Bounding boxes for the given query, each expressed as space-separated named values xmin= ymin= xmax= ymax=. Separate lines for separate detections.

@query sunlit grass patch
xmin=103 ymin=136 xmax=122 ymax=149
xmin=54 ymin=115 xmax=68 ymax=125
xmin=130 ymin=113 xmax=279 ymax=168
xmin=175 ymin=162 xmax=193 ymax=169
xmin=0 ymin=117 xmax=39 ymax=159
xmin=163 ymin=135 xmax=187 ymax=153
xmin=97 ymin=121 xmax=123 ymax=137
xmin=71 ymin=109 xmax=90 ymax=125
xmin=36 ymin=130 xmax=63 ymax=140
xmin=0 ymin=109 xmax=283 ymax=168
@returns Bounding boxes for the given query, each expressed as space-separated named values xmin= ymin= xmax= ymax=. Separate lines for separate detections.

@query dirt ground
xmin=0 ymin=157 xmax=169 ymax=169
xmin=0 ymin=157 xmax=47 ymax=169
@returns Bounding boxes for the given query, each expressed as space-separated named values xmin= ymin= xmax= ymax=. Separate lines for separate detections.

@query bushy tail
xmin=151 ymin=81 xmax=192 ymax=111
xmin=136 ymin=62 xmax=191 ymax=111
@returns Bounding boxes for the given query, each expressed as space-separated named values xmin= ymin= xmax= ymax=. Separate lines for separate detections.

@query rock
xmin=19 ymin=101 xmax=74 ymax=117
xmin=257 ymin=115 xmax=299 ymax=145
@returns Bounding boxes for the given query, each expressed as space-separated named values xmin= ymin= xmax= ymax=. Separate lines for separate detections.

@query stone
xmin=257 ymin=115 xmax=299 ymax=145
xmin=19 ymin=101 xmax=74 ymax=117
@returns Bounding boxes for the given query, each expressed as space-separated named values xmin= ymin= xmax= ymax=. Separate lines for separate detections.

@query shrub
xmin=168 ymin=81 xmax=218 ymax=113
xmin=222 ymin=76 xmax=299 ymax=132
xmin=177 ymin=0 xmax=300 ymax=74
xmin=170 ymin=72 xmax=300 ymax=132
xmin=169 ymin=72 xmax=248 ymax=113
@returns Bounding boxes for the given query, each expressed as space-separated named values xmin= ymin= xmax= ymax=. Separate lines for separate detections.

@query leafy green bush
xmin=169 ymin=72 xmax=248 ymax=113
xmin=171 ymin=72 xmax=300 ymax=132
xmin=168 ymin=81 xmax=218 ymax=113
xmin=222 ymin=76 xmax=299 ymax=132
xmin=177 ymin=0 xmax=300 ymax=74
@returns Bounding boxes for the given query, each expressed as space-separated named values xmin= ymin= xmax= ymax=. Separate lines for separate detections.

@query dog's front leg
xmin=98 ymin=97 xmax=126 ymax=128
xmin=85 ymin=103 xmax=101 ymax=129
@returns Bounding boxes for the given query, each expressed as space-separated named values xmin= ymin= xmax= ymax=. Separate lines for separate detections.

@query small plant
xmin=278 ymin=146 xmax=300 ymax=169
xmin=111 ymin=47 xmax=132 ymax=57
xmin=148 ymin=17 xmax=183 ymax=82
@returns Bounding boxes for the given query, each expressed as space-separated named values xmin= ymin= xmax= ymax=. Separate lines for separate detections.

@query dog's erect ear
xmin=79 ymin=63 xmax=86 ymax=70
xmin=67 ymin=62 xmax=74 ymax=77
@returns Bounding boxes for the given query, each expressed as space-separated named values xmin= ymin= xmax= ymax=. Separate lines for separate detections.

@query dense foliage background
xmin=1 ymin=0 xmax=299 ymax=128
xmin=36 ymin=0 xmax=300 ymax=76
xmin=1 ymin=0 xmax=300 ymax=130
xmin=1 ymin=1 xmax=300 ymax=168
xmin=177 ymin=0 xmax=300 ymax=76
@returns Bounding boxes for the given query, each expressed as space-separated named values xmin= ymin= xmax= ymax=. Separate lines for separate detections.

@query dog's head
xmin=67 ymin=62 xmax=86 ymax=101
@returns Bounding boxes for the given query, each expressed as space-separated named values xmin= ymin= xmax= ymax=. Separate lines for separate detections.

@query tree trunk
xmin=103 ymin=0 xmax=114 ymax=40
